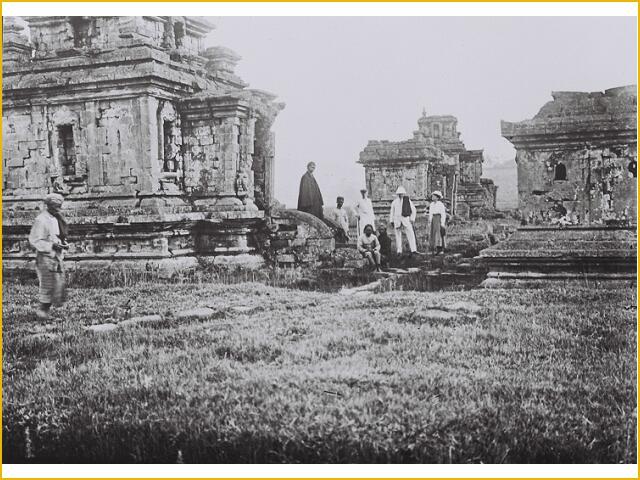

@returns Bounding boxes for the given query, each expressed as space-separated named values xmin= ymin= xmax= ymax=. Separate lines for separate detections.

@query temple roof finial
xmin=422 ymin=106 xmax=427 ymax=117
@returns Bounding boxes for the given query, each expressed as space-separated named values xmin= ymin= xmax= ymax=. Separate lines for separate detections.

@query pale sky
xmin=207 ymin=16 xmax=636 ymax=208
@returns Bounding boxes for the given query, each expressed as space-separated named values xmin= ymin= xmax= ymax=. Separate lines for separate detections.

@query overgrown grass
xmin=5 ymin=265 xmax=378 ymax=292
xmin=3 ymin=280 xmax=636 ymax=463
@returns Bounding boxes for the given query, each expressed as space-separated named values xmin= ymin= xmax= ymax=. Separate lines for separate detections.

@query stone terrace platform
xmin=480 ymin=226 xmax=637 ymax=281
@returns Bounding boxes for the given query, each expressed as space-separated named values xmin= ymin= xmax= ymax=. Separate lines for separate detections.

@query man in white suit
xmin=389 ymin=186 xmax=417 ymax=255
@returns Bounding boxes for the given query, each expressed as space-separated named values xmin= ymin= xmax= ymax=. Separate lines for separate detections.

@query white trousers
xmin=394 ymin=223 xmax=417 ymax=253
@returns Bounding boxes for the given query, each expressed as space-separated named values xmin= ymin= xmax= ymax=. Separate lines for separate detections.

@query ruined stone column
xmin=3 ymin=17 xmax=32 ymax=69
xmin=252 ymin=117 xmax=276 ymax=211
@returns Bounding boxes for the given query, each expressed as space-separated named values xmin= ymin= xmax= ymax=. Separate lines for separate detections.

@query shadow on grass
xmin=3 ymin=411 xmax=634 ymax=463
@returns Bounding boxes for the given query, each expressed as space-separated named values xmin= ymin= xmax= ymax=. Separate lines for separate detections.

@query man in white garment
xmin=355 ymin=188 xmax=375 ymax=236
xmin=389 ymin=186 xmax=417 ymax=255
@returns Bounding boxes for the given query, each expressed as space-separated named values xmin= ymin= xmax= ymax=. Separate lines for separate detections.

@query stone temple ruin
xmin=2 ymin=16 xmax=336 ymax=274
xmin=481 ymin=86 xmax=637 ymax=281
xmin=359 ymin=110 xmax=497 ymax=222
xmin=502 ymin=86 xmax=636 ymax=225
xmin=2 ymin=17 xmax=636 ymax=284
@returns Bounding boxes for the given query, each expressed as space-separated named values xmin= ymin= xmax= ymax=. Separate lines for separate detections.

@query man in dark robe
xmin=297 ymin=162 xmax=324 ymax=219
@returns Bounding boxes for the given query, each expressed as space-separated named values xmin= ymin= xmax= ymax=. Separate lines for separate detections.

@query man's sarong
xmin=36 ymin=253 xmax=66 ymax=305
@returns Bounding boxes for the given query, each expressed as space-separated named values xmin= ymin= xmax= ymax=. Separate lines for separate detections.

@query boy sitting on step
xmin=357 ymin=224 xmax=382 ymax=273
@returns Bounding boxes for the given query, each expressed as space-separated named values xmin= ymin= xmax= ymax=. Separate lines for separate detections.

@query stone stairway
xmin=333 ymin=248 xmax=489 ymax=295
xmin=456 ymin=183 xmax=487 ymax=208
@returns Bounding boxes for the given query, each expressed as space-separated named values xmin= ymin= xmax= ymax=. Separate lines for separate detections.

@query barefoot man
xmin=29 ymin=193 xmax=70 ymax=320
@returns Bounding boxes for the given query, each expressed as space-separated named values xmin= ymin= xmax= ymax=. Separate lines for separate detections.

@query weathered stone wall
xmin=427 ymin=163 xmax=457 ymax=208
xmin=179 ymin=92 xmax=281 ymax=210
xmin=480 ymin=178 xmax=498 ymax=210
xmin=2 ymin=97 xmax=179 ymax=199
xmin=456 ymin=179 xmax=498 ymax=220
xmin=361 ymin=139 xmax=435 ymax=202
xmin=459 ymin=150 xmax=483 ymax=184
xmin=360 ymin=140 xmax=435 ymax=247
xmin=180 ymin=104 xmax=251 ymax=198
xmin=267 ymin=209 xmax=335 ymax=267
xmin=26 ymin=16 xmax=209 ymax=59
xmin=516 ymin=145 xmax=637 ymax=224
xmin=3 ymin=99 xmax=150 ymax=196
xmin=503 ymin=86 xmax=637 ymax=225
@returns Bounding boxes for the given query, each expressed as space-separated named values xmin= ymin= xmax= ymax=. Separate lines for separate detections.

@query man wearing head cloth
xmin=29 ymin=193 xmax=70 ymax=320
xmin=355 ymin=188 xmax=376 ymax=237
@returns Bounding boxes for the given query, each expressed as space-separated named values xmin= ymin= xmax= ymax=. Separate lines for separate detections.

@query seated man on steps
xmin=357 ymin=224 xmax=382 ymax=273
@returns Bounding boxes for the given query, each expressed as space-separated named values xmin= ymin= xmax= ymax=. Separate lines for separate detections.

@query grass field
xmin=3 ymin=280 xmax=637 ymax=463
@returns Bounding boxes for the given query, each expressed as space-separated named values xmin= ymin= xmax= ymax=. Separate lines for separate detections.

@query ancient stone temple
xmin=501 ymin=85 xmax=637 ymax=225
xmin=2 ymin=16 xmax=298 ymax=273
xmin=481 ymin=86 xmax=637 ymax=283
xmin=358 ymin=110 xmax=497 ymax=219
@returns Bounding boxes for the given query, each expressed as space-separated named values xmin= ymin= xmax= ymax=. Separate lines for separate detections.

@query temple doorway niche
xmin=554 ymin=163 xmax=567 ymax=181
xmin=173 ymin=20 xmax=185 ymax=48
xmin=251 ymin=117 xmax=274 ymax=211
xmin=163 ymin=120 xmax=179 ymax=174
xmin=57 ymin=125 xmax=77 ymax=177
xmin=70 ymin=17 xmax=94 ymax=48
xmin=54 ymin=122 xmax=86 ymax=194
xmin=157 ymin=101 xmax=182 ymax=191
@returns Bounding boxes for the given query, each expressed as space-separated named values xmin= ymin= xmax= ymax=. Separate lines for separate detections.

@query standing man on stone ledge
xmin=29 ymin=193 xmax=70 ymax=320
xmin=297 ymin=161 xmax=324 ymax=219
xmin=389 ymin=186 xmax=418 ymax=255
xmin=355 ymin=188 xmax=376 ymax=236
xmin=330 ymin=196 xmax=350 ymax=240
